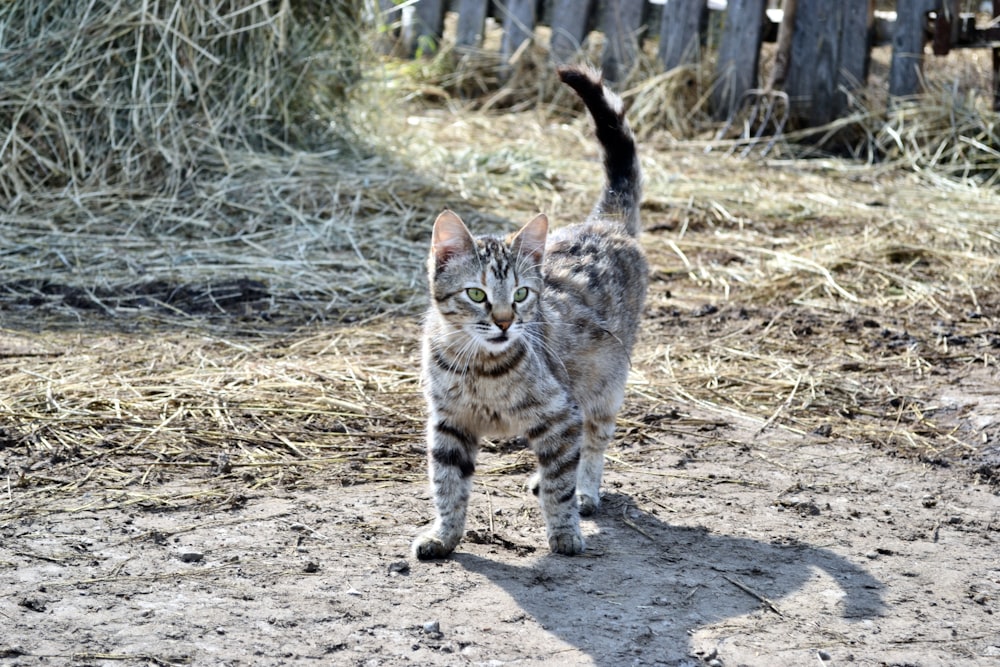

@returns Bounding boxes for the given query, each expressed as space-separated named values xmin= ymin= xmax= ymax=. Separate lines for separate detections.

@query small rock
xmin=179 ymin=552 xmax=203 ymax=563
xmin=388 ymin=560 xmax=410 ymax=576
xmin=817 ymin=649 xmax=832 ymax=661
xmin=812 ymin=424 xmax=833 ymax=438
xmin=303 ymin=560 xmax=320 ymax=573
xmin=18 ymin=598 xmax=46 ymax=613
xmin=422 ymin=620 xmax=441 ymax=635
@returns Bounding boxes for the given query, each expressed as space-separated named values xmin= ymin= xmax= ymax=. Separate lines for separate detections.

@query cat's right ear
xmin=431 ymin=210 xmax=475 ymax=273
xmin=511 ymin=213 xmax=548 ymax=266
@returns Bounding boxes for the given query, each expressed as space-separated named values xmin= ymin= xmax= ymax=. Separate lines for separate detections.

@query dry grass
xmin=2 ymin=4 xmax=999 ymax=522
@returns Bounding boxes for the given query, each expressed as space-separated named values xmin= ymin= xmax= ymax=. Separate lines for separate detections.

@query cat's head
xmin=428 ymin=210 xmax=546 ymax=354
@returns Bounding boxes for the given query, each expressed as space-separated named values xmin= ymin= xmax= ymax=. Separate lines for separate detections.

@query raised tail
xmin=557 ymin=65 xmax=642 ymax=237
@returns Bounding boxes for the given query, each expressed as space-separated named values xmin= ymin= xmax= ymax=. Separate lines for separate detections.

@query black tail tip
xmin=556 ymin=65 xmax=603 ymax=92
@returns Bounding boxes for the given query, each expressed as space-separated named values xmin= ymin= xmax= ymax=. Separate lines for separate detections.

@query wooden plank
xmin=550 ymin=0 xmax=596 ymax=63
xmin=931 ymin=0 xmax=960 ymax=55
xmin=601 ymin=0 xmax=648 ymax=82
xmin=499 ymin=0 xmax=538 ymax=65
xmin=839 ymin=0 xmax=875 ymax=91
xmin=786 ymin=0 xmax=833 ymax=125
xmin=404 ymin=0 xmax=447 ymax=57
xmin=455 ymin=0 xmax=491 ymax=49
xmin=785 ymin=0 xmax=874 ymax=127
xmin=889 ymin=0 xmax=938 ymax=99
xmin=658 ymin=0 xmax=710 ymax=71
xmin=712 ymin=0 xmax=768 ymax=120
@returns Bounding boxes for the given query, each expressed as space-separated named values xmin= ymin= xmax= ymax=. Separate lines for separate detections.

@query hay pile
xmin=0 ymin=0 xmax=440 ymax=326
xmin=2 ymin=0 xmax=359 ymax=198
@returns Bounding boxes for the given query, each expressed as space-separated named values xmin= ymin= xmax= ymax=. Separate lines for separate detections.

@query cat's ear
xmin=511 ymin=214 xmax=548 ymax=266
xmin=431 ymin=210 xmax=476 ymax=272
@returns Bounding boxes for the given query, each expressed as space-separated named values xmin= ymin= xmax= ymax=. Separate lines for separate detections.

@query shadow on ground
xmin=456 ymin=493 xmax=885 ymax=665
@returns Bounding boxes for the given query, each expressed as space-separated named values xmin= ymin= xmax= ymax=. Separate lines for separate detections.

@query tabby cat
xmin=413 ymin=65 xmax=647 ymax=558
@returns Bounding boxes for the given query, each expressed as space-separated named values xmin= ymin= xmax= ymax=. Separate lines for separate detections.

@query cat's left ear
xmin=511 ymin=214 xmax=547 ymax=266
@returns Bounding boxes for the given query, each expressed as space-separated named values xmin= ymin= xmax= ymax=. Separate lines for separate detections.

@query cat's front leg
xmin=412 ymin=420 xmax=478 ymax=560
xmin=527 ymin=407 xmax=585 ymax=555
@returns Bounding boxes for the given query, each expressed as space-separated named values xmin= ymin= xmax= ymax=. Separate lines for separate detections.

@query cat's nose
xmin=494 ymin=318 xmax=513 ymax=331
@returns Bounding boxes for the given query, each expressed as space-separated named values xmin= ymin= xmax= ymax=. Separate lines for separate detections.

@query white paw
xmin=578 ymin=492 xmax=600 ymax=517
xmin=548 ymin=528 xmax=585 ymax=555
xmin=412 ymin=531 xmax=458 ymax=560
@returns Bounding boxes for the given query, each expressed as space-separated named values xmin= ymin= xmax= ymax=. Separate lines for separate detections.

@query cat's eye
xmin=513 ymin=287 xmax=529 ymax=303
xmin=466 ymin=288 xmax=487 ymax=303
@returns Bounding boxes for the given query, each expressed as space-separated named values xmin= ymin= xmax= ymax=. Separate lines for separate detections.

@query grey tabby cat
xmin=413 ymin=65 xmax=647 ymax=559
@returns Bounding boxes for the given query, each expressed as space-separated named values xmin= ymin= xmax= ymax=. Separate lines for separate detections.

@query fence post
xmin=712 ymin=0 xmax=768 ymax=120
xmin=403 ymin=0 xmax=447 ymax=57
xmin=785 ymin=0 xmax=873 ymax=127
xmin=550 ymin=0 xmax=596 ymax=63
xmin=889 ymin=0 xmax=938 ymax=99
xmin=658 ymin=0 xmax=709 ymax=71
xmin=600 ymin=0 xmax=648 ymax=82
xmin=456 ymin=0 xmax=491 ymax=49
xmin=498 ymin=0 xmax=538 ymax=67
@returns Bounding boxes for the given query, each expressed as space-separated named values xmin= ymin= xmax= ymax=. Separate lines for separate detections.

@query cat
xmin=412 ymin=65 xmax=647 ymax=559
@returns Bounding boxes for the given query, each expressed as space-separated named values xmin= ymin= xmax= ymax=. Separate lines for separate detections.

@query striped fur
xmin=413 ymin=65 xmax=647 ymax=559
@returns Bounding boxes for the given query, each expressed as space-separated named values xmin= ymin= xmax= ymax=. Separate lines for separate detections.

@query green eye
xmin=513 ymin=287 xmax=529 ymax=302
xmin=466 ymin=288 xmax=487 ymax=303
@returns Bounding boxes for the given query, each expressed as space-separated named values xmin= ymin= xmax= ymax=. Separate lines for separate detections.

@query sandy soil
xmin=3 ymin=366 xmax=998 ymax=666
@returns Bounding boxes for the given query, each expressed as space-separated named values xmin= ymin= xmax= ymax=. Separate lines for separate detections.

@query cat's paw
xmin=577 ymin=492 xmax=600 ymax=517
xmin=412 ymin=532 xmax=458 ymax=560
xmin=526 ymin=471 xmax=541 ymax=496
xmin=548 ymin=529 xmax=585 ymax=556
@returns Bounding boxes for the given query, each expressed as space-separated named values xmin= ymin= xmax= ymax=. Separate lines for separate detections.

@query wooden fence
xmin=375 ymin=0 xmax=1000 ymax=126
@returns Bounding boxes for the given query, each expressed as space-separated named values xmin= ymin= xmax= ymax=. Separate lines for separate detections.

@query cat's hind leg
xmin=412 ymin=420 xmax=478 ymax=560
xmin=526 ymin=407 xmax=585 ymax=555
xmin=577 ymin=379 xmax=626 ymax=516
xmin=577 ymin=413 xmax=616 ymax=516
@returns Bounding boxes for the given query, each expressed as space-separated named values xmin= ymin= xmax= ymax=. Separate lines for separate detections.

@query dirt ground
xmin=3 ymin=101 xmax=1000 ymax=667
xmin=1 ymin=313 xmax=999 ymax=666
xmin=2 ymin=419 xmax=999 ymax=667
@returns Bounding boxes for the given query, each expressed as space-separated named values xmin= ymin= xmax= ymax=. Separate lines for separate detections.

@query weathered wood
xmin=405 ymin=0 xmax=447 ymax=57
xmin=499 ymin=0 xmax=538 ymax=65
xmin=657 ymin=0 xmax=709 ymax=71
xmin=455 ymin=0 xmax=491 ymax=49
xmin=839 ymin=0 xmax=875 ymax=91
xmin=889 ymin=0 xmax=938 ymax=99
xmin=372 ymin=0 xmax=403 ymax=55
xmin=550 ymin=0 xmax=596 ymax=63
xmin=785 ymin=0 xmax=874 ymax=127
xmin=712 ymin=0 xmax=768 ymax=120
xmin=601 ymin=0 xmax=648 ymax=82
xmin=931 ymin=0 xmax=960 ymax=55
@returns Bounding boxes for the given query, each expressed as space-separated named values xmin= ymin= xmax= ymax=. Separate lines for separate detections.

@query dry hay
xmin=3 ymin=6 xmax=1000 ymax=523
xmin=0 ymin=0 xmax=444 ymax=327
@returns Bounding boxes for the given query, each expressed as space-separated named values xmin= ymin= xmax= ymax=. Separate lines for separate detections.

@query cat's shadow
xmin=454 ymin=492 xmax=884 ymax=665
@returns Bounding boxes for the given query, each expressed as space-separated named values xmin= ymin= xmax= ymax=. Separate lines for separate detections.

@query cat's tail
xmin=557 ymin=65 xmax=642 ymax=237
